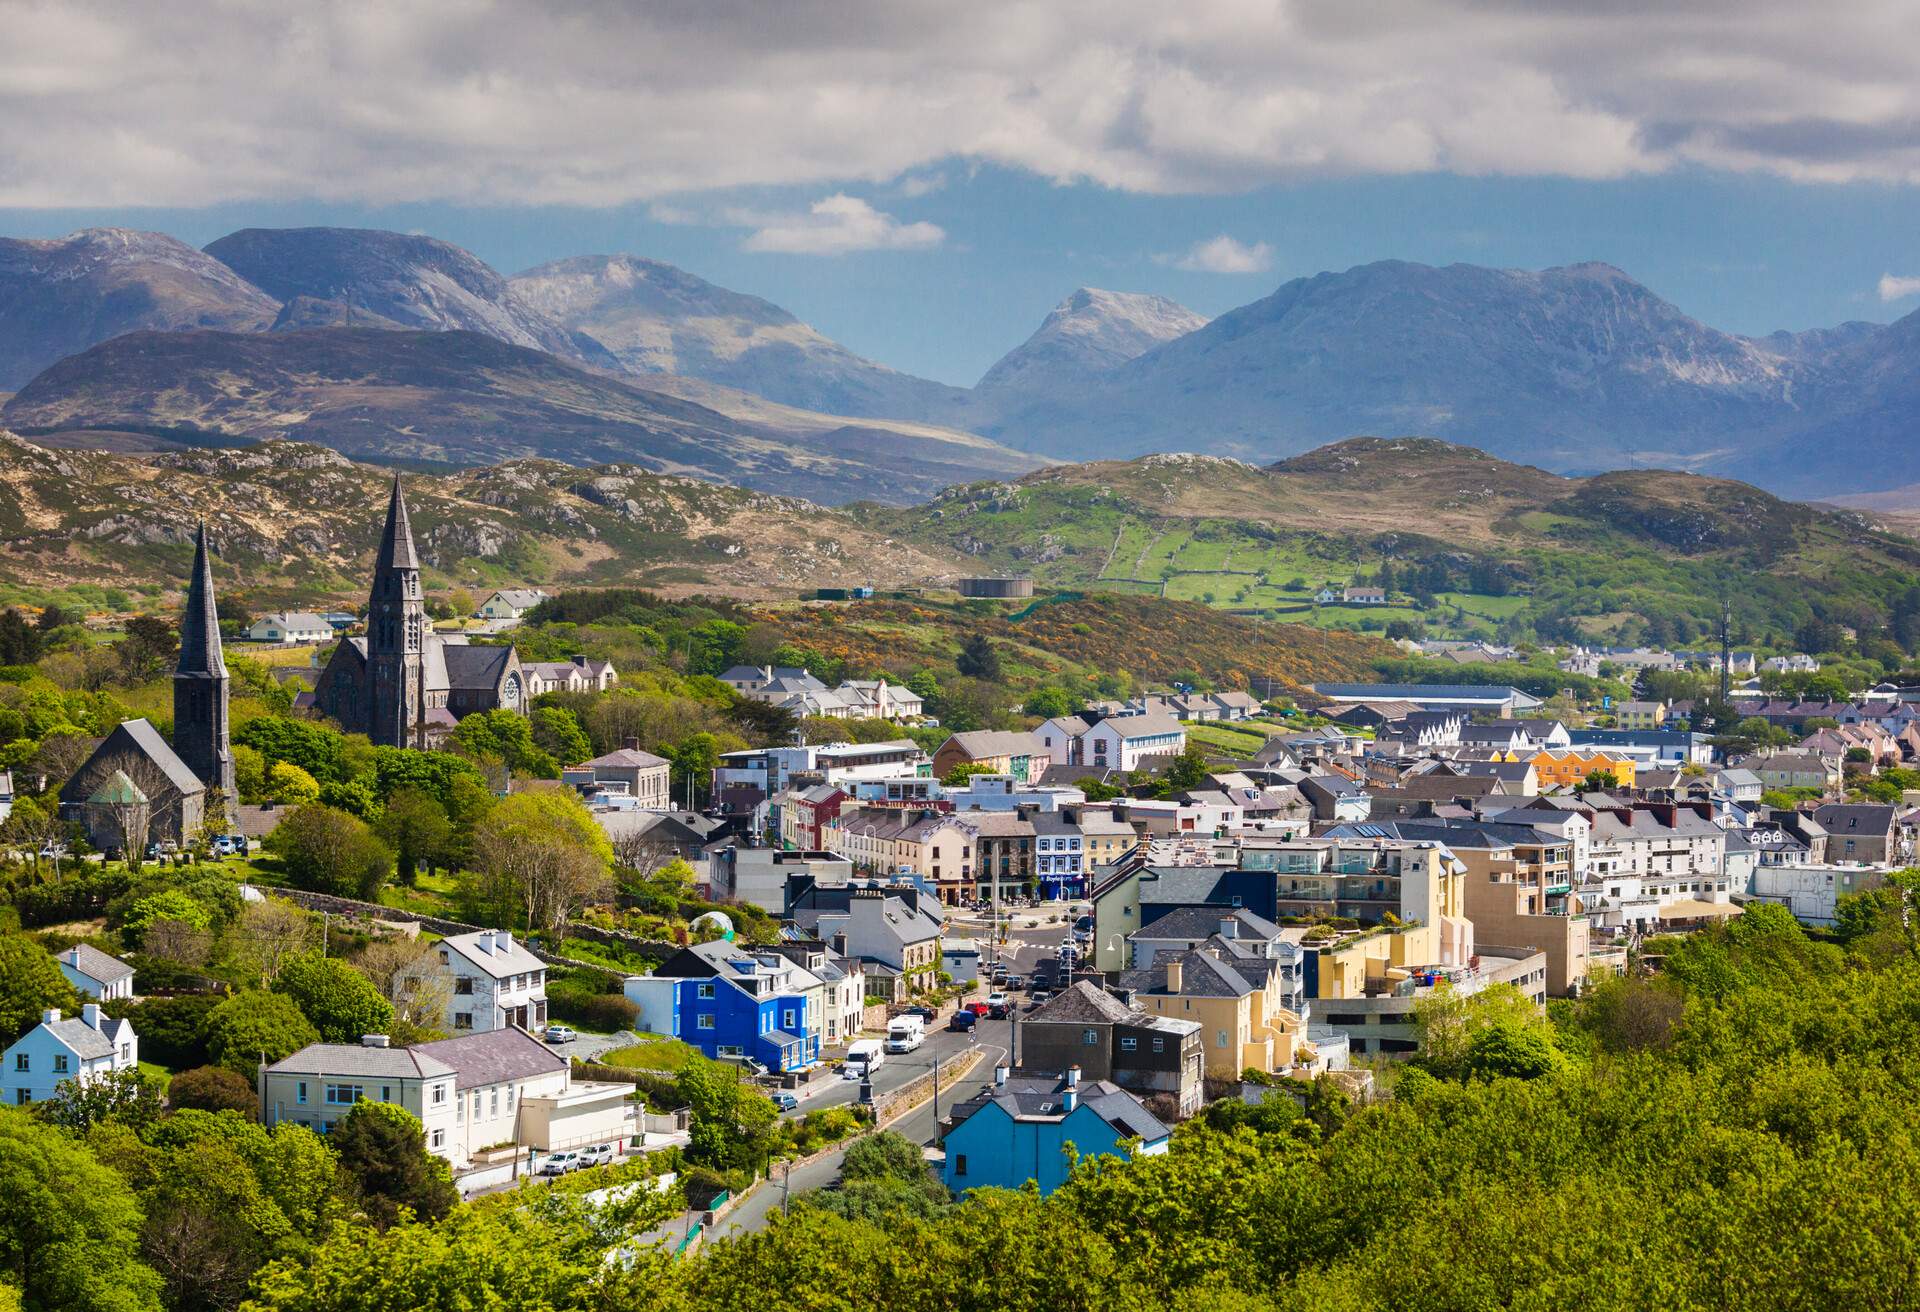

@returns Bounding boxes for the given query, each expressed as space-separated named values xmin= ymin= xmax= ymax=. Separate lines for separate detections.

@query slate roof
xmin=1118 ymin=947 xmax=1257 ymax=999
xmin=60 ymin=944 xmax=134 ymax=986
xmin=40 ymin=1014 xmax=129 ymax=1060
xmin=440 ymin=930 xmax=545 ymax=980
xmin=947 ymin=1072 xmax=1171 ymax=1142
xmin=1129 ymin=905 xmax=1282 ymax=943
xmin=442 ymin=644 xmax=514 ymax=692
xmin=414 ymin=1026 xmax=568 ymax=1091
xmin=1025 ymin=980 xmax=1138 ymax=1025
xmin=1813 ymin=802 xmax=1897 ymax=834
xmin=1096 ymin=712 xmax=1185 ymax=740
xmin=269 ymin=1042 xmax=455 ymax=1080
xmin=582 ymin=746 xmax=671 ymax=769
xmin=942 ymin=730 xmax=1044 ymax=759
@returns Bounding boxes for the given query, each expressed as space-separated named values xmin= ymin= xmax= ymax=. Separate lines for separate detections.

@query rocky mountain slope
xmin=0 ymin=229 xmax=280 ymax=389
xmin=0 ymin=328 xmax=1040 ymax=505
xmin=509 ymin=253 xmax=970 ymax=422
xmin=203 ymin=227 xmax=612 ymax=367
xmin=0 ymin=431 xmax=972 ymax=606
xmin=975 ymin=287 xmax=1208 ymax=394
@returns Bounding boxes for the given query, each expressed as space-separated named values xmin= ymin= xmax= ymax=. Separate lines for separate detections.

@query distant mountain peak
xmin=975 ymin=286 xmax=1208 ymax=393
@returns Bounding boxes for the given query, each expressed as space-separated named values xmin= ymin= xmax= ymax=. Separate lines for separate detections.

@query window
xmin=1152 ymin=1037 xmax=1165 ymax=1053
xmin=457 ymin=1095 xmax=464 ymax=1124
xmin=296 ymin=1082 xmax=307 ymax=1104
xmin=490 ymin=1088 xmax=499 ymax=1116
xmin=380 ymin=1085 xmax=391 ymax=1102
xmin=506 ymin=1085 xmax=515 ymax=1113
xmin=454 ymin=977 xmax=474 ymax=996
xmin=953 ymin=1154 xmax=968 ymax=1177
xmin=1217 ymin=1029 xmax=1229 ymax=1048
xmin=698 ymin=982 xmax=716 ymax=999
xmin=11 ymin=1055 xmax=24 ymax=1072
xmin=325 ymin=1084 xmax=364 ymax=1106
xmin=784 ymin=1009 xmax=797 ymax=1027
xmin=1083 ymin=1028 xmax=1099 ymax=1045
xmin=432 ymin=1083 xmax=447 ymax=1105
xmin=698 ymin=1014 xmax=716 ymax=1030
xmin=119 ymin=1043 xmax=130 ymax=1061
xmin=14 ymin=1090 xmax=26 ymax=1106
xmin=52 ymin=1055 xmax=68 ymax=1074
xmin=1119 ymin=1036 xmax=1138 ymax=1051
xmin=455 ymin=1013 xmax=473 ymax=1030
xmin=429 ymin=1129 xmax=445 ymax=1150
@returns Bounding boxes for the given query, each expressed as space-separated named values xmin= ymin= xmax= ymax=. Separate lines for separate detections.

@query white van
xmin=845 ymin=1039 xmax=886 ymax=1075
xmin=885 ymin=1015 xmax=926 ymax=1054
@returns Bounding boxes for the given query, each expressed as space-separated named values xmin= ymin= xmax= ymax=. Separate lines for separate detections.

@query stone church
xmin=61 ymin=522 xmax=234 ymax=851
xmin=314 ymin=477 xmax=525 ymax=747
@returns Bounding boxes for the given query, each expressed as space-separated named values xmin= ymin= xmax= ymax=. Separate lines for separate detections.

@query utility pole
xmin=1719 ymin=593 xmax=1733 ymax=706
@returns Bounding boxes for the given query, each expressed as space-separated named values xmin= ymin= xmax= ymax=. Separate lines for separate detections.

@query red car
xmin=966 ymin=1001 xmax=991 ymax=1017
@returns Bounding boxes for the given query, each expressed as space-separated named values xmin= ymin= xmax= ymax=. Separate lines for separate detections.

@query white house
xmin=429 ymin=930 xmax=549 ymax=1033
xmin=831 ymin=680 xmax=926 ymax=721
xmin=523 ymin=656 xmax=619 ymax=697
xmin=5 ymin=1005 xmax=138 ymax=1106
xmin=242 ymin=612 xmax=334 ymax=644
xmin=477 ymin=590 xmax=549 ymax=623
xmin=1083 ymin=713 xmax=1187 ymax=772
xmin=56 ymin=944 xmax=135 ymax=1001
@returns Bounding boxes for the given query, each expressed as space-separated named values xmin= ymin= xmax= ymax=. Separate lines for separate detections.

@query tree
xmin=0 ymin=1108 xmax=163 ymax=1312
xmin=1161 ymin=742 xmax=1213 ymax=793
xmin=1462 ymin=1020 xmax=1565 ymax=1081
xmin=373 ymin=786 xmax=452 ymax=884
xmin=955 ymin=633 xmax=1002 ymax=682
xmin=0 ymin=608 xmax=40 ymax=665
xmin=1022 ymin=687 xmax=1075 ymax=718
xmin=941 ymin=760 xmax=1000 ymax=787
xmin=356 ymin=938 xmax=452 ymax=1038
xmin=267 ymin=803 xmax=393 ymax=900
xmin=329 ymin=1101 xmax=458 ymax=1230
xmin=35 ymin=1067 xmax=164 ymax=1133
xmin=676 ymin=1055 xmax=778 ymax=1173
xmin=451 ymin=709 xmax=558 ymax=779
xmin=529 ymin=706 xmax=592 ymax=767
xmin=121 ymin=888 xmax=213 ymax=945
xmin=468 ymin=790 xmax=613 ymax=940
xmin=165 ymin=1065 xmax=259 ymax=1114
xmin=118 ymin=614 xmax=178 ymax=681
xmin=272 ymin=954 xmax=396 ymax=1044
xmin=267 ymin=761 xmax=321 ymax=804
xmin=1412 ymin=981 xmax=1548 ymax=1081
xmin=230 ymin=897 xmax=315 ymax=986
xmin=232 ymin=743 xmax=268 ymax=803
xmin=0 ymin=939 xmax=80 ymax=1046
xmin=203 ymin=990 xmax=320 ymax=1078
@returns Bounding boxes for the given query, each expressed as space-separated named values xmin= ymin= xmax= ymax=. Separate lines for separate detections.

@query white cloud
xmin=896 ymin=172 xmax=948 ymax=198
xmin=4 ymin=2 xmax=1920 ymax=207
xmin=739 ymin=195 xmax=944 ymax=255
xmin=1166 ymin=235 xmax=1275 ymax=274
xmin=1879 ymin=273 xmax=1920 ymax=301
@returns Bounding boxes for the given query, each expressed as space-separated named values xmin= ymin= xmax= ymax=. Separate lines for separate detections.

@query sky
xmin=4 ymin=0 xmax=1920 ymax=386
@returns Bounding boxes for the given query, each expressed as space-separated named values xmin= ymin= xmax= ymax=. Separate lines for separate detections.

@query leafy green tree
xmin=233 ymin=718 xmax=347 ymax=783
xmin=328 ymin=1101 xmax=458 ymax=1230
xmin=267 ymin=803 xmax=393 ymax=900
xmin=1412 ymin=981 xmax=1547 ymax=1081
xmin=1462 ymin=1020 xmax=1564 ymax=1081
xmin=1161 ymin=742 xmax=1213 ymax=793
xmin=1023 ymin=687 xmax=1075 ymax=718
xmin=0 ymin=1107 xmax=164 ymax=1312
xmin=955 ymin=633 xmax=1002 ymax=682
xmin=267 ymin=761 xmax=321 ymax=804
xmin=369 ymin=746 xmax=486 ymax=809
xmin=232 ymin=743 xmax=268 ymax=803
xmin=121 ymin=888 xmax=213 ymax=945
xmin=203 ymin=990 xmax=320 ymax=1078
xmin=452 ymin=709 xmax=559 ymax=779
xmin=373 ymin=786 xmax=453 ymax=884
xmin=676 ymin=1055 xmax=778 ymax=1173
xmin=529 ymin=706 xmax=592 ymax=766
xmin=466 ymin=789 xmax=613 ymax=940
xmin=272 ymin=954 xmax=395 ymax=1044
xmin=941 ymin=760 xmax=1000 ymax=787
xmin=35 ymin=1067 xmax=164 ymax=1133
xmin=0 ymin=940 xmax=82 ymax=1046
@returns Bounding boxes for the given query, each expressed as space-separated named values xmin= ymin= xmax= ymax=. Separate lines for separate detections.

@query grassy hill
xmin=0 ymin=432 xmax=969 ymax=615
xmin=865 ymin=439 xmax=1920 ymax=648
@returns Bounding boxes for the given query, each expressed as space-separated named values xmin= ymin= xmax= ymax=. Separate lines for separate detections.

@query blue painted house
xmin=940 ymin=1066 xmax=1171 ymax=1196
xmin=622 ymin=940 xmax=822 ymax=1072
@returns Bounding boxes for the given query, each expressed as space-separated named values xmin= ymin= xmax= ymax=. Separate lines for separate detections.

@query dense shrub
xmin=548 ymin=991 xmax=638 ymax=1032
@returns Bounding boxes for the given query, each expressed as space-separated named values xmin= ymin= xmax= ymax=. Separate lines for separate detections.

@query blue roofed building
xmin=940 ymin=1064 xmax=1170 ymax=1196
xmin=622 ymin=939 xmax=824 ymax=1073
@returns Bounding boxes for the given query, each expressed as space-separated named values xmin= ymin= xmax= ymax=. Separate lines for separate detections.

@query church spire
xmin=176 ymin=520 xmax=227 ymax=678
xmin=375 ymin=473 xmax=420 ymax=573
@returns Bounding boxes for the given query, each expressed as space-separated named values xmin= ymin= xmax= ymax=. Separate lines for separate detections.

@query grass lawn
xmin=138 ymin=1061 xmax=173 ymax=1092
xmin=597 ymin=1039 xmax=698 ymax=1072
xmin=378 ymin=869 xmax=464 ymax=917
xmin=1188 ymin=721 xmax=1278 ymax=755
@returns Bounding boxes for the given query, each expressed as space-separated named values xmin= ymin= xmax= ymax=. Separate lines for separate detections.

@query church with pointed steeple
xmin=315 ymin=476 xmax=525 ymax=746
xmin=174 ymin=521 xmax=237 ymax=817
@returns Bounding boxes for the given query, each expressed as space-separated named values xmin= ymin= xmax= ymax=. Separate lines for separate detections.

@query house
xmin=4 ymin=1005 xmax=138 ymax=1106
xmin=591 ymin=809 xmax=720 ymax=867
xmin=1037 ymin=716 xmax=1092 ymax=768
xmin=1763 ymin=653 xmax=1821 ymax=674
xmin=1019 ymin=982 xmax=1206 ymax=1119
xmin=241 ymin=612 xmax=334 ymax=644
xmin=1811 ymin=802 xmax=1903 ymax=866
xmin=941 ymin=1065 xmax=1171 ymax=1196
xmin=788 ymin=884 xmax=945 ymax=1000
xmin=574 ymin=740 xmax=672 ymax=808
xmin=1729 ymin=750 xmax=1841 ymax=793
xmin=477 ymin=590 xmax=549 ymax=622
xmin=1749 ymin=863 xmax=1888 ymax=927
xmin=821 ymin=809 xmax=977 ymax=904
xmin=1082 ymin=712 xmax=1186 ymax=772
xmin=1714 ymin=768 xmax=1764 ymax=804
xmin=1116 ymin=946 xmax=1305 ymax=1078
xmin=1566 ymin=728 xmax=1712 ymax=767
xmin=966 ymin=809 xmax=1037 ymax=899
xmin=932 ymin=730 xmax=1048 ymax=784
xmin=1615 ymin=701 xmax=1668 ymax=731
xmin=777 ymin=784 xmax=850 ymax=850
xmin=58 ymin=719 xmax=208 ymax=854
xmin=523 ymin=655 xmax=619 ymax=696
xmin=423 ymin=930 xmax=549 ymax=1034
xmin=1528 ymin=750 xmax=1636 ymax=790
xmin=831 ymin=680 xmax=926 ymax=720
xmin=1341 ymin=586 xmax=1388 ymax=605
xmin=717 ymin=665 xmax=828 ymax=701
xmin=0 ymin=770 xmax=11 ymax=824
xmin=1300 ymin=773 xmax=1371 ymax=823
xmin=1312 ymin=683 xmax=1543 ymax=715
xmin=770 ymin=938 xmax=867 ymax=1045
xmin=623 ymin=939 xmax=822 ymax=1072
xmin=55 ymin=944 xmax=135 ymax=1001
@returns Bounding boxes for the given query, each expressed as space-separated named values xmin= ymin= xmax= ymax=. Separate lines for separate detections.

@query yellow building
xmin=1123 ymin=948 xmax=1305 ymax=1077
xmin=1529 ymin=750 xmax=1636 ymax=790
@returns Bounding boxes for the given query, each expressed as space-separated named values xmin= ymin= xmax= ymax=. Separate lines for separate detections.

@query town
xmin=1 ymin=467 xmax=1917 ymax=1307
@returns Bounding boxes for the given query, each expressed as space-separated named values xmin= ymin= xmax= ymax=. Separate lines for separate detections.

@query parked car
xmin=543 ymin=1025 xmax=577 ymax=1044
xmin=771 ymin=1092 xmax=800 ymax=1112
xmin=578 ymin=1142 xmax=618 ymax=1167
xmin=965 ymin=1001 xmax=991 ymax=1017
xmin=988 ymin=1002 xmax=1011 ymax=1021
xmin=1004 ymin=975 xmax=1024 ymax=990
xmin=904 ymin=1005 xmax=938 ymax=1023
xmin=1028 ymin=990 xmax=1053 ymax=1007
xmin=840 ymin=1064 xmax=864 ymax=1081
xmin=948 ymin=1009 xmax=979 ymax=1032
xmin=1074 ymin=915 xmax=1093 ymax=933
xmin=987 ymin=990 xmax=1009 ymax=1009
xmin=538 ymin=1151 xmax=582 ymax=1176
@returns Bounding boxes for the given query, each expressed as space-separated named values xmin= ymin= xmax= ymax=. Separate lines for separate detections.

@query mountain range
xmin=1 ymin=223 xmax=1915 ymax=497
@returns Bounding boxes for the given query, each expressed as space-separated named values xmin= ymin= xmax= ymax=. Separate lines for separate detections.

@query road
xmin=708 ymin=1016 xmax=1011 ymax=1241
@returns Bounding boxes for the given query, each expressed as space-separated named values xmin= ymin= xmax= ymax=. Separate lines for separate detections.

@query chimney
xmin=498 ymin=930 xmax=513 ymax=955
xmin=1062 ymin=1066 xmax=1080 ymax=1112
xmin=42 ymin=1008 xmax=61 ymax=1026
xmin=1065 ymin=1064 xmax=1080 ymax=1087
xmin=479 ymin=930 xmax=496 ymax=954
xmin=1220 ymin=916 xmax=1238 ymax=939
xmin=1165 ymin=957 xmax=1184 ymax=995
xmin=994 ymin=1063 xmax=1009 ymax=1087
xmin=361 ymin=1034 xmax=391 ymax=1048
xmin=82 ymin=1003 xmax=103 ymax=1031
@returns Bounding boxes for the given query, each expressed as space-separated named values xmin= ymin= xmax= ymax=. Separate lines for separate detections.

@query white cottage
xmin=5 ymin=1005 xmax=138 ymax=1106
xmin=56 ymin=944 xmax=136 ymax=1000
